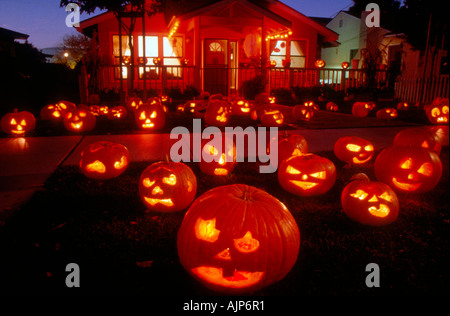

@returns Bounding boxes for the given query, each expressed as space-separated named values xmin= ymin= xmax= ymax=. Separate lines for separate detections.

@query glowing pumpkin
xmin=376 ymin=108 xmax=397 ymax=120
xmin=278 ymin=153 xmax=336 ymax=196
xmin=315 ymin=59 xmax=326 ymax=68
xmin=374 ymin=146 xmax=442 ymax=193
xmin=177 ymin=184 xmax=300 ymax=294
xmin=260 ymin=110 xmax=284 ymax=127
xmin=134 ymin=101 xmax=166 ymax=131
xmin=40 ymin=101 xmax=76 ymax=121
xmin=292 ymin=103 xmax=315 ymax=122
xmin=107 ymin=106 xmax=128 ymax=120
xmin=139 ymin=161 xmax=197 ymax=213
xmin=63 ymin=108 xmax=96 ymax=132
xmin=268 ymin=133 xmax=308 ymax=164
xmin=397 ymin=102 xmax=409 ymax=111
xmin=199 ymin=136 xmax=236 ymax=176
xmin=204 ymin=100 xmax=231 ymax=127
xmin=424 ymin=98 xmax=449 ymax=124
xmin=334 ymin=136 xmax=375 ymax=165
xmin=231 ymin=99 xmax=254 ymax=116
xmin=352 ymin=102 xmax=375 ymax=117
xmin=127 ymin=97 xmax=143 ymax=112
xmin=341 ymin=173 xmax=399 ymax=226
xmin=326 ymin=102 xmax=339 ymax=112
xmin=1 ymin=109 xmax=36 ymax=137
xmin=79 ymin=141 xmax=129 ymax=180
xmin=393 ymin=127 xmax=441 ymax=155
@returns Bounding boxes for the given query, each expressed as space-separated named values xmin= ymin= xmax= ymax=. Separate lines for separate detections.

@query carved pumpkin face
xmin=199 ymin=137 xmax=236 ymax=176
xmin=177 ymin=184 xmax=300 ymax=294
xmin=393 ymin=127 xmax=442 ymax=155
xmin=341 ymin=174 xmax=399 ymax=226
xmin=334 ymin=136 xmax=374 ymax=165
xmin=135 ymin=102 xmax=166 ymax=131
xmin=260 ymin=110 xmax=284 ymax=127
xmin=352 ymin=102 xmax=372 ymax=117
xmin=278 ymin=154 xmax=336 ymax=196
xmin=292 ymin=103 xmax=315 ymax=121
xmin=127 ymin=97 xmax=143 ymax=112
xmin=139 ymin=161 xmax=197 ymax=213
xmin=425 ymin=98 xmax=449 ymax=124
xmin=1 ymin=109 xmax=36 ymax=137
xmin=376 ymin=108 xmax=397 ymax=119
xmin=315 ymin=59 xmax=325 ymax=68
xmin=204 ymin=100 xmax=230 ymax=127
xmin=374 ymin=146 xmax=443 ymax=193
xmin=40 ymin=101 xmax=76 ymax=121
xmin=231 ymin=99 xmax=254 ymax=116
xmin=326 ymin=102 xmax=339 ymax=112
xmin=107 ymin=106 xmax=128 ymax=120
xmin=397 ymin=102 xmax=409 ymax=110
xmin=79 ymin=141 xmax=129 ymax=180
xmin=63 ymin=108 xmax=96 ymax=132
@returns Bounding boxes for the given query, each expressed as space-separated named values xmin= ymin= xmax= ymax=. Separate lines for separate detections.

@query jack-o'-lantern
xmin=393 ymin=127 xmax=441 ymax=155
xmin=135 ymin=101 xmax=166 ymax=131
xmin=260 ymin=110 xmax=284 ymax=127
xmin=79 ymin=141 xmax=129 ymax=180
xmin=292 ymin=103 xmax=315 ymax=121
xmin=40 ymin=101 xmax=76 ymax=121
xmin=127 ymin=97 xmax=143 ymax=112
xmin=1 ymin=109 xmax=36 ymax=137
xmin=376 ymin=108 xmax=397 ymax=119
xmin=139 ymin=161 xmax=197 ymax=213
xmin=397 ymin=102 xmax=409 ymax=111
xmin=177 ymin=184 xmax=300 ymax=294
xmin=278 ymin=153 xmax=336 ymax=196
xmin=315 ymin=59 xmax=326 ymax=68
xmin=425 ymin=98 xmax=449 ymax=124
xmin=63 ymin=108 xmax=96 ymax=132
xmin=374 ymin=146 xmax=442 ymax=193
xmin=107 ymin=106 xmax=128 ymax=120
xmin=268 ymin=133 xmax=308 ymax=164
xmin=204 ymin=100 xmax=231 ymax=127
xmin=231 ymin=99 xmax=254 ymax=116
xmin=341 ymin=173 xmax=399 ymax=226
xmin=268 ymin=96 xmax=276 ymax=104
xmin=334 ymin=136 xmax=374 ymax=165
xmin=326 ymin=102 xmax=339 ymax=112
xmin=199 ymin=136 xmax=236 ymax=176
xmin=351 ymin=102 xmax=375 ymax=117
xmin=250 ymin=103 xmax=272 ymax=121
xmin=341 ymin=61 xmax=349 ymax=69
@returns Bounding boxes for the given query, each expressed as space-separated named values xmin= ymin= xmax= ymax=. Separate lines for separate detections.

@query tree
xmin=59 ymin=0 xmax=165 ymax=95
xmin=55 ymin=33 xmax=91 ymax=69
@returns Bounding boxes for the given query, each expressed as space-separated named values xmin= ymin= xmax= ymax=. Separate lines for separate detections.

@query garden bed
xmin=0 ymin=147 xmax=448 ymax=296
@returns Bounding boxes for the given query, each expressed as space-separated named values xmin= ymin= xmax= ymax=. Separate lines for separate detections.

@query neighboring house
xmin=76 ymin=0 xmax=339 ymax=96
xmin=0 ymin=26 xmax=29 ymax=60
xmin=322 ymin=10 xmax=447 ymax=79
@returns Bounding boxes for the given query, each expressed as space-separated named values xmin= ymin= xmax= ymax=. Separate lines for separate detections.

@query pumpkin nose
xmin=368 ymin=195 xmax=378 ymax=202
xmin=408 ymin=173 xmax=418 ymax=181
xmin=152 ymin=186 xmax=164 ymax=195
xmin=302 ymin=174 xmax=308 ymax=180
xmin=16 ymin=125 xmax=23 ymax=131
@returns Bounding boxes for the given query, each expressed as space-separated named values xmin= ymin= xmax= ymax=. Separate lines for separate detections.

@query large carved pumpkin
xmin=278 ymin=153 xmax=336 ymax=196
xmin=1 ymin=109 xmax=36 ymax=137
xmin=424 ymin=98 xmax=449 ymax=124
xmin=393 ymin=127 xmax=442 ymax=155
xmin=341 ymin=174 xmax=399 ymax=226
xmin=40 ymin=101 xmax=76 ymax=121
xmin=134 ymin=101 xmax=166 ymax=131
xmin=204 ymin=99 xmax=231 ymax=127
xmin=139 ymin=161 xmax=197 ymax=213
xmin=292 ymin=103 xmax=315 ymax=122
xmin=79 ymin=141 xmax=129 ymax=180
xmin=177 ymin=184 xmax=300 ymax=294
xmin=374 ymin=146 xmax=442 ymax=193
xmin=334 ymin=136 xmax=374 ymax=165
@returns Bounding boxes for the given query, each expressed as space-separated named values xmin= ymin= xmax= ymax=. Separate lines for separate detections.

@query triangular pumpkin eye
xmin=378 ymin=192 xmax=393 ymax=202
xmin=20 ymin=120 xmax=27 ymax=126
xmin=421 ymin=141 xmax=429 ymax=148
xmin=150 ymin=111 xmax=157 ymax=118
xmin=286 ymin=165 xmax=301 ymax=175
xmin=350 ymin=189 xmax=368 ymax=200
xmin=139 ymin=111 xmax=146 ymax=120
xmin=10 ymin=118 xmax=17 ymax=125
xmin=417 ymin=162 xmax=433 ymax=176
xmin=309 ymin=171 xmax=326 ymax=179
xmin=400 ymin=158 xmax=413 ymax=169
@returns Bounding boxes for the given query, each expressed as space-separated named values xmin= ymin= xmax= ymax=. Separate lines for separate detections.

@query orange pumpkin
xmin=292 ymin=103 xmax=315 ymax=121
xmin=341 ymin=174 xmax=399 ymax=226
xmin=260 ymin=110 xmax=284 ymax=127
xmin=134 ymin=101 xmax=166 ymax=131
xmin=177 ymin=184 xmax=300 ymax=294
xmin=393 ymin=127 xmax=442 ymax=155
xmin=424 ymin=98 xmax=449 ymax=124
xmin=199 ymin=136 xmax=236 ymax=176
xmin=139 ymin=161 xmax=197 ymax=213
xmin=63 ymin=108 xmax=96 ymax=132
xmin=1 ymin=109 xmax=36 ymax=137
xmin=79 ymin=141 xmax=129 ymax=180
xmin=334 ymin=136 xmax=375 ymax=165
xmin=107 ymin=106 xmax=128 ymax=120
xmin=204 ymin=100 xmax=231 ymax=127
xmin=376 ymin=108 xmax=397 ymax=119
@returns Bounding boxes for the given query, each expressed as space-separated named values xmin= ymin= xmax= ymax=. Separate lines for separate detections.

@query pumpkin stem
xmin=164 ymin=153 xmax=170 ymax=163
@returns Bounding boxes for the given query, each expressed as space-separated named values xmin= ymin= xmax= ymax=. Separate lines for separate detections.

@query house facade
xmin=76 ymin=0 xmax=338 ymax=97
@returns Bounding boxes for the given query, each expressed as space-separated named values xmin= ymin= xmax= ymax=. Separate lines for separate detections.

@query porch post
xmin=261 ymin=17 xmax=270 ymax=95
xmin=194 ymin=16 xmax=201 ymax=93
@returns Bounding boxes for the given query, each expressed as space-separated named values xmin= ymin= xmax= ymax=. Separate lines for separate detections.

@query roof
xmin=0 ymin=27 xmax=29 ymax=41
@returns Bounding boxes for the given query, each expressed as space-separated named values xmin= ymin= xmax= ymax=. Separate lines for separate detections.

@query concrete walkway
xmin=1 ymin=124 xmax=448 ymax=225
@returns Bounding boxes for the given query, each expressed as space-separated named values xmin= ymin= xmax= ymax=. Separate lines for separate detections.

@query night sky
xmin=0 ymin=0 xmax=353 ymax=49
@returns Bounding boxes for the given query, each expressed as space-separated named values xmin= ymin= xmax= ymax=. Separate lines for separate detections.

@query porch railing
xmin=394 ymin=75 xmax=449 ymax=104
xmin=92 ymin=64 xmax=389 ymax=97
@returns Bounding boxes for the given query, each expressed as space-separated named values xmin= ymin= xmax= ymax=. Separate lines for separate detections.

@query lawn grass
xmin=0 ymin=146 xmax=448 ymax=296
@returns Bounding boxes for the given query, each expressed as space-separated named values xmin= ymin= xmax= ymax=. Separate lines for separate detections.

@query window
xmin=113 ymin=35 xmax=132 ymax=79
xmin=270 ymin=40 xmax=286 ymax=67
xmin=138 ymin=36 xmax=159 ymax=79
xmin=290 ymin=40 xmax=307 ymax=68
xmin=164 ymin=36 xmax=183 ymax=78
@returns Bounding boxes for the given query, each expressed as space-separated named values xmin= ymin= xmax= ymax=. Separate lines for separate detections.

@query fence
xmin=394 ymin=75 xmax=449 ymax=104
xmin=90 ymin=64 xmax=388 ymax=98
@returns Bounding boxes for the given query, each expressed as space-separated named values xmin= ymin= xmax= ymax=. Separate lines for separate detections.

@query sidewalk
xmin=1 ymin=125 xmax=448 ymax=224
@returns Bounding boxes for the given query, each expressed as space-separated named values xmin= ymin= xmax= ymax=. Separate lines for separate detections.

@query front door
xmin=204 ymin=39 xmax=228 ymax=95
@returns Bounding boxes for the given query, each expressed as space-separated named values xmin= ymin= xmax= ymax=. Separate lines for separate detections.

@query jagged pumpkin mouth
xmin=289 ymin=180 xmax=318 ymax=190
xmin=144 ymin=197 xmax=174 ymax=207
xmin=368 ymin=204 xmax=390 ymax=218
xmin=191 ymin=266 xmax=264 ymax=289
xmin=71 ymin=122 xmax=83 ymax=129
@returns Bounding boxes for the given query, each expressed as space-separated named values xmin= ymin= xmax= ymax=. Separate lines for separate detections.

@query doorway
xmin=204 ymin=39 xmax=229 ymax=95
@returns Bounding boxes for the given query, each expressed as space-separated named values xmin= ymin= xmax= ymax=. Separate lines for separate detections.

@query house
xmin=76 ymin=0 xmax=339 ymax=97
xmin=0 ymin=27 xmax=29 ymax=60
